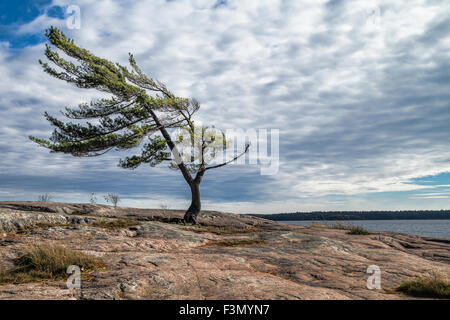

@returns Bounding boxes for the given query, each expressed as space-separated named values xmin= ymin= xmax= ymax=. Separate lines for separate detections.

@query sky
xmin=0 ymin=0 xmax=449 ymax=214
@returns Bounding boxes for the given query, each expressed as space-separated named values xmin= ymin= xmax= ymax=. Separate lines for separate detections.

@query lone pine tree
xmin=30 ymin=27 xmax=249 ymax=224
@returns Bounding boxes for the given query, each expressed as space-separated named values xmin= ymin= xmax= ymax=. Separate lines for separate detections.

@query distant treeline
xmin=250 ymin=210 xmax=450 ymax=221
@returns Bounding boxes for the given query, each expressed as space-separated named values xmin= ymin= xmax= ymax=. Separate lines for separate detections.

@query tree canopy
xmin=30 ymin=27 xmax=249 ymax=223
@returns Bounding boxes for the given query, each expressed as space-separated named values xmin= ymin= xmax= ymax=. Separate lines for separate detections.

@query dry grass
xmin=311 ymin=221 xmax=350 ymax=229
xmin=397 ymin=273 xmax=450 ymax=299
xmin=16 ymin=222 xmax=72 ymax=234
xmin=0 ymin=244 xmax=106 ymax=285
xmin=346 ymin=225 xmax=371 ymax=235
xmin=200 ymin=239 xmax=266 ymax=247
xmin=310 ymin=222 xmax=330 ymax=229
xmin=310 ymin=222 xmax=370 ymax=235
xmin=91 ymin=218 xmax=140 ymax=229
xmin=187 ymin=224 xmax=264 ymax=235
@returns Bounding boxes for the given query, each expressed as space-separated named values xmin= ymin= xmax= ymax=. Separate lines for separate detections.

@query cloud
xmin=0 ymin=0 xmax=449 ymax=213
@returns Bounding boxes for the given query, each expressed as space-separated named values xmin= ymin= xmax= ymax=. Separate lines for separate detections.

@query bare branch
xmin=204 ymin=143 xmax=251 ymax=172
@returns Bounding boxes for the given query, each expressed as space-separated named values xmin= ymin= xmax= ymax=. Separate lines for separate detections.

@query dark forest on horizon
xmin=250 ymin=210 xmax=450 ymax=221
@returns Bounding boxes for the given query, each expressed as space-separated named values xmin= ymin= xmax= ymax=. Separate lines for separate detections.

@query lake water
xmin=283 ymin=220 xmax=450 ymax=239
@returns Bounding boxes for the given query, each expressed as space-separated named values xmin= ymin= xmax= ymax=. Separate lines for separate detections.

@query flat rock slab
xmin=0 ymin=201 xmax=449 ymax=300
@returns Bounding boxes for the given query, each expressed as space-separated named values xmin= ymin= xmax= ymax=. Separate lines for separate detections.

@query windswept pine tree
xmin=30 ymin=27 xmax=249 ymax=224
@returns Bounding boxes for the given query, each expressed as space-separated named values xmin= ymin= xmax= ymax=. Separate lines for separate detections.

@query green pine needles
xmin=30 ymin=27 xmax=191 ymax=163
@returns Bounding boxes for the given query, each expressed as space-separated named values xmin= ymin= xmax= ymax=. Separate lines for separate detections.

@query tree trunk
xmin=183 ymin=182 xmax=201 ymax=224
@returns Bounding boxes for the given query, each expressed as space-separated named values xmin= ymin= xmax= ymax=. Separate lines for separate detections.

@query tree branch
xmin=204 ymin=143 xmax=251 ymax=172
xmin=146 ymin=106 xmax=193 ymax=184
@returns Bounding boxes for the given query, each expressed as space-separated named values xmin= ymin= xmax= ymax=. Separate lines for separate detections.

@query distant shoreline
xmin=250 ymin=210 xmax=450 ymax=221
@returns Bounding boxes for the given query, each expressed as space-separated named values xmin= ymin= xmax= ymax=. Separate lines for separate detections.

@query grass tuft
xmin=346 ymin=225 xmax=371 ymax=235
xmin=396 ymin=273 xmax=450 ymax=299
xmin=0 ymin=244 xmax=106 ymax=285
xmin=200 ymin=239 xmax=266 ymax=247
xmin=91 ymin=218 xmax=140 ymax=229
xmin=310 ymin=222 xmax=370 ymax=235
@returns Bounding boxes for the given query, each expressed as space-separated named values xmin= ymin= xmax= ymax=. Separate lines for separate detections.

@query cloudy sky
xmin=0 ymin=0 xmax=449 ymax=213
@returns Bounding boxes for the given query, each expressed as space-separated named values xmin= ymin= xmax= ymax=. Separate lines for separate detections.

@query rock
xmin=0 ymin=201 xmax=449 ymax=300
xmin=0 ymin=210 xmax=68 ymax=233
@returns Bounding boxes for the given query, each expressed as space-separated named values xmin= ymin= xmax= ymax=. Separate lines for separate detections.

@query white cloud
xmin=0 ymin=0 xmax=450 ymax=212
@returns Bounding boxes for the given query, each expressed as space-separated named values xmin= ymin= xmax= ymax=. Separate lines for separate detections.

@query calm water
xmin=284 ymin=220 xmax=450 ymax=239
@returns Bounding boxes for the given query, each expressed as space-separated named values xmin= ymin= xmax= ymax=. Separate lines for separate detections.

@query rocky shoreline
xmin=0 ymin=201 xmax=449 ymax=300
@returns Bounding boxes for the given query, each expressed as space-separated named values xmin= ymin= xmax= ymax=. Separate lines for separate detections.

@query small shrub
xmin=37 ymin=193 xmax=52 ymax=202
xmin=89 ymin=192 xmax=97 ymax=204
xmin=91 ymin=218 xmax=139 ymax=229
xmin=397 ymin=273 xmax=450 ymax=299
xmin=347 ymin=225 xmax=371 ymax=235
xmin=0 ymin=244 xmax=105 ymax=285
xmin=104 ymin=193 xmax=120 ymax=208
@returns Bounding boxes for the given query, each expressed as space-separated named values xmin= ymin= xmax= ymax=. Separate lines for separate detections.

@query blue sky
xmin=0 ymin=0 xmax=53 ymax=47
xmin=0 ymin=0 xmax=449 ymax=213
